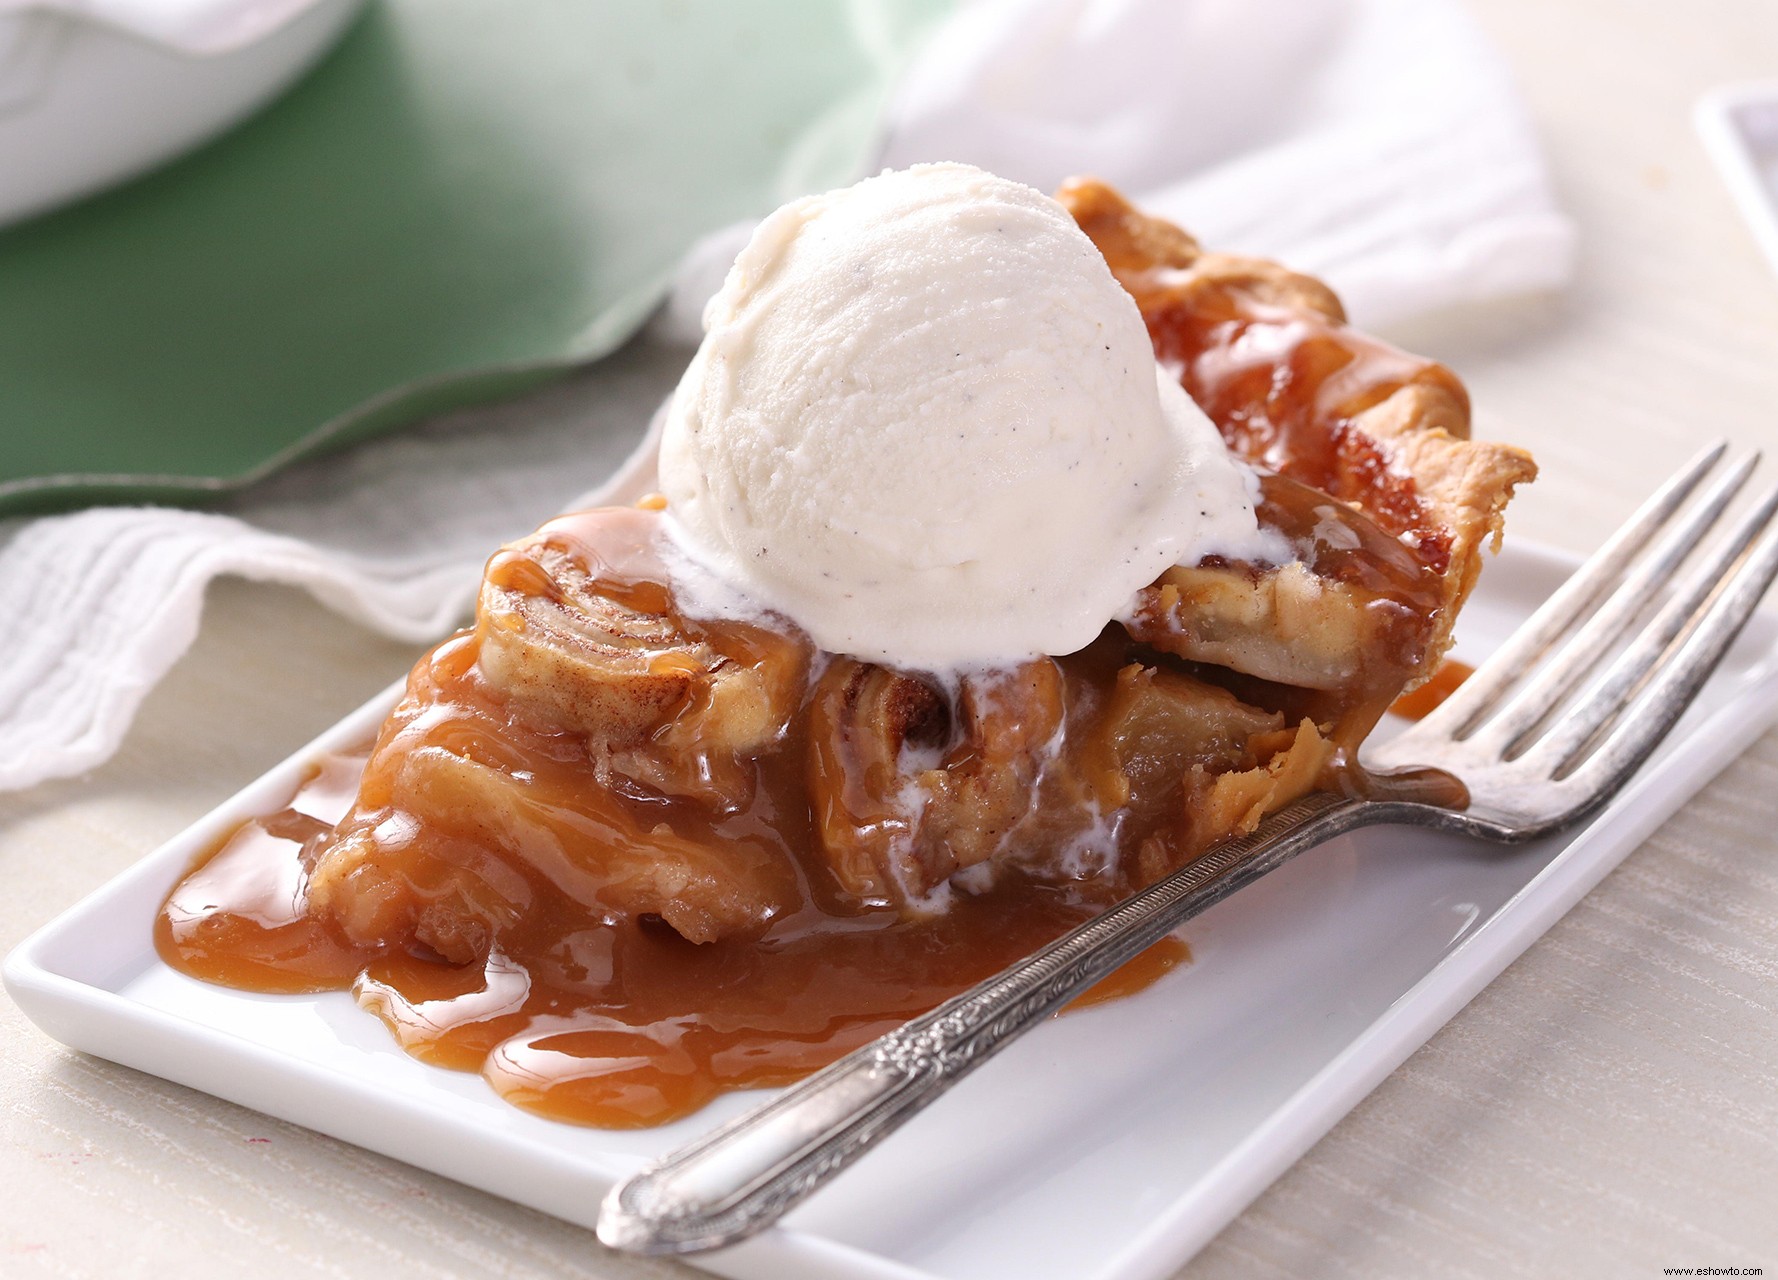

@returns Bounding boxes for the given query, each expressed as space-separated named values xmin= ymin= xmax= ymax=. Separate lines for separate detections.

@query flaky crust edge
xmin=1059 ymin=176 xmax=1537 ymax=689
xmin=1348 ymin=385 xmax=1537 ymax=684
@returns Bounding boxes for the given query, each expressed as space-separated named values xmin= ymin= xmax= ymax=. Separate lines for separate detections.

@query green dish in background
xmin=0 ymin=0 xmax=950 ymax=516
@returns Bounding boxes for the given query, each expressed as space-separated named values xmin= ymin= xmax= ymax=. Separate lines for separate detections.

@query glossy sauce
xmin=1073 ymin=179 xmax=1467 ymax=578
xmin=1390 ymin=658 xmax=1475 ymax=722
xmin=160 ymin=539 xmax=1421 ymax=1132
xmin=159 ymin=735 xmax=1190 ymax=1127
xmin=158 ymin=196 xmax=1468 ymax=1131
xmin=157 ymin=510 xmax=1236 ymax=1129
xmin=1164 ymin=307 xmax=1463 ymax=574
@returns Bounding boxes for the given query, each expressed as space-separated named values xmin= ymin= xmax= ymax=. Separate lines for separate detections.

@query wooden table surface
xmin=4 ymin=1 xmax=1777 ymax=1276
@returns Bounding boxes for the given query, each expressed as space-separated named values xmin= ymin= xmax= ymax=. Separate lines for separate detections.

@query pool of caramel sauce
xmin=1389 ymin=659 xmax=1474 ymax=722
xmin=154 ymin=470 xmax=1446 ymax=1132
xmin=157 ymin=745 xmax=1189 ymax=1129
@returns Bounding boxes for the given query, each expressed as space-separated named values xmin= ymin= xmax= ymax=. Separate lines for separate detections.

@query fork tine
xmin=1459 ymin=450 xmax=1760 ymax=752
xmin=1538 ymin=483 xmax=1778 ymax=790
xmin=1432 ymin=441 xmax=1731 ymax=739
xmin=1512 ymin=478 xmax=1778 ymax=766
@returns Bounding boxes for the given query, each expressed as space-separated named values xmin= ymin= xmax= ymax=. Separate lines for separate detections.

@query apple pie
xmin=159 ymin=180 xmax=1535 ymax=1128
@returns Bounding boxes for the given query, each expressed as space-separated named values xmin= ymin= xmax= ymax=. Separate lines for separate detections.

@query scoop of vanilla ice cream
xmin=659 ymin=162 xmax=1276 ymax=668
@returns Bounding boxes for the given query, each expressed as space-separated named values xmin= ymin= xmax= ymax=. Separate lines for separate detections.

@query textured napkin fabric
xmin=880 ymin=0 xmax=1574 ymax=327
xmin=0 ymin=0 xmax=1574 ymax=791
xmin=661 ymin=0 xmax=1576 ymax=340
xmin=0 ymin=341 xmax=684 ymax=791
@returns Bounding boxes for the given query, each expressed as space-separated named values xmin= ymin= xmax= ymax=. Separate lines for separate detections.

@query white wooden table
xmin=4 ymin=1 xmax=1777 ymax=1275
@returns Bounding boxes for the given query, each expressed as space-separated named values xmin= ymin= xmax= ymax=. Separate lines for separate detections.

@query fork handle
xmin=597 ymin=790 xmax=1377 ymax=1255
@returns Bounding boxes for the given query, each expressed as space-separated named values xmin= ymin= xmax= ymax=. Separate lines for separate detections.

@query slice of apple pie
xmin=159 ymin=177 xmax=1535 ymax=1129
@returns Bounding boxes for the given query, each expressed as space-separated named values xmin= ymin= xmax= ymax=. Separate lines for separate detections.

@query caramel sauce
xmin=1081 ymin=204 xmax=1464 ymax=760
xmin=1171 ymin=304 xmax=1460 ymax=574
xmin=1105 ymin=250 xmax=1466 ymax=577
xmin=156 ymin=193 xmax=1477 ymax=1133
xmin=1165 ymin=472 xmax=1446 ymax=762
xmin=156 ymin=489 xmax=1439 ymax=1127
xmin=1066 ymin=935 xmax=1191 ymax=1010
xmin=158 ymin=735 xmax=1192 ymax=1127
xmin=159 ymin=509 xmax=1263 ymax=1129
xmin=1390 ymin=658 xmax=1475 ymax=722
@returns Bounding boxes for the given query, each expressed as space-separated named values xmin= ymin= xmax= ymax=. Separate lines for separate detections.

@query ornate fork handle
xmin=598 ymin=789 xmax=1388 ymax=1255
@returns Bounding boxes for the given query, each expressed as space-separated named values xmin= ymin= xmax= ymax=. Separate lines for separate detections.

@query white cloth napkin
xmin=0 ymin=0 xmax=1573 ymax=792
xmin=662 ymin=0 xmax=1574 ymax=340
xmin=0 ymin=343 xmax=684 ymax=791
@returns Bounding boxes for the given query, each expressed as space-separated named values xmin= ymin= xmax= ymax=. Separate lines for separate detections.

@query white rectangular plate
xmin=7 ymin=541 xmax=1778 ymax=1280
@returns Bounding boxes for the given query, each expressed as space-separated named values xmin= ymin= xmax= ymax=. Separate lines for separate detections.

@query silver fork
xmin=597 ymin=443 xmax=1778 ymax=1256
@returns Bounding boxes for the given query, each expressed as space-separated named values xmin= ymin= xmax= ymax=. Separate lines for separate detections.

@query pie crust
xmin=155 ymin=182 xmax=1537 ymax=1128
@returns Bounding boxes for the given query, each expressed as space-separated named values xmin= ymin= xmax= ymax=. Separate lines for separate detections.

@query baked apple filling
xmin=158 ymin=178 xmax=1534 ymax=1127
